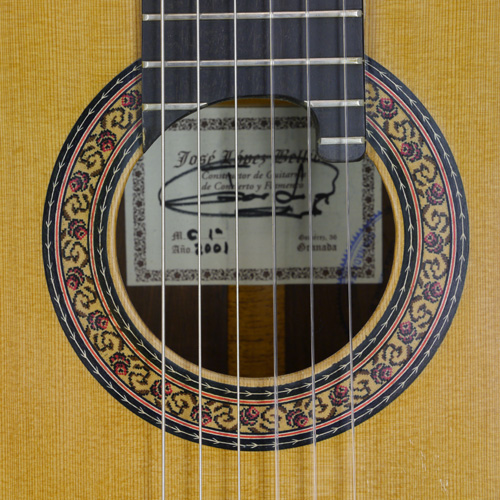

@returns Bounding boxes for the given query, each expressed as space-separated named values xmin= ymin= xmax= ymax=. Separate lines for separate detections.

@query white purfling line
xmin=55 ymin=61 xmax=464 ymax=452
xmin=366 ymin=59 xmax=467 ymax=409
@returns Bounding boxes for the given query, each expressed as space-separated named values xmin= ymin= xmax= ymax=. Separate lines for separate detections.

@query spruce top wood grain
xmin=0 ymin=1 xmax=498 ymax=499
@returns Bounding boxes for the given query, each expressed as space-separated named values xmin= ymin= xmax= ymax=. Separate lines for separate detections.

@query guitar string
xmin=159 ymin=4 xmax=358 ymax=499
xmin=269 ymin=0 xmax=280 ymax=498
xmin=160 ymin=0 xmax=166 ymax=499
xmin=304 ymin=1 xmax=318 ymax=499
xmin=342 ymin=1 xmax=357 ymax=498
xmin=196 ymin=1 xmax=203 ymax=499
xmin=233 ymin=1 xmax=242 ymax=499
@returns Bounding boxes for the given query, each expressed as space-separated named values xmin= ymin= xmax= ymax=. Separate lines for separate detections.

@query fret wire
xmin=319 ymin=137 xmax=365 ymax=145
xmin=310 ymin=99 xmax=364 ymax=107
xmin=143 ymin=103 xmax=208 ymax=111
xmin=143 ymin=57 xmax=363 ymax=68
xmin=143 ymin=10 xmax=363 ymax=21
xmin=143 ymin=101 xmax=364 ymax=112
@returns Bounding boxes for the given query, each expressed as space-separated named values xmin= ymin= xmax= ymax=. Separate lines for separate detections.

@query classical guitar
xmin=1 ymin=1 xmax=498 ymax=499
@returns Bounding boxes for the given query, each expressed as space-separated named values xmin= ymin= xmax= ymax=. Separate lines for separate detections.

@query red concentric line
xmin=49 ymin=65 xmax=461 ymax=443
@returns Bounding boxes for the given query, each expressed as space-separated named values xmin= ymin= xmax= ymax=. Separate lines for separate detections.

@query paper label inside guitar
xmin=123 ymin=106 xmax=383 ymax=286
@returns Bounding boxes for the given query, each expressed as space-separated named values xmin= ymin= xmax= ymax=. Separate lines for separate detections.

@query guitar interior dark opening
xmin=115 ymin=99 xmax=395 ymax=377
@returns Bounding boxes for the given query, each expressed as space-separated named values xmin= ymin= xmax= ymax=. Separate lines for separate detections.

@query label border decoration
xmin=43 ymin=58 xmax=469 ymax=451
xmin=128 ymin=153 xmax=379 ymax=284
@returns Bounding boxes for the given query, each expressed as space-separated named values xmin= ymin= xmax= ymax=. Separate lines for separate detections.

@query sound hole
xmin=115 ymin=100 xmax=395 ymax=377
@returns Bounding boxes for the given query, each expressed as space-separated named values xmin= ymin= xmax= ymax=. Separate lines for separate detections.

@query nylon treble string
xmin=269 ymin=0 xmax=280 ymax=498
xmin=233 ymin=0 xmax=242 ymax=498
xmin=160 ymin=1 xmax=166 ymax=500
xmin=196 ymin=1 xmax=203 ymax=499
xmin=342 ymin=0 xmax=357 ymax=498
xmin=304 ymin=0 xmax=318 ymax=499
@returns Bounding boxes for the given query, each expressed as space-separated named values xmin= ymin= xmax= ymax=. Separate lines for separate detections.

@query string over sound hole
xmin=116 ymin=100 xmax=394 ymax=377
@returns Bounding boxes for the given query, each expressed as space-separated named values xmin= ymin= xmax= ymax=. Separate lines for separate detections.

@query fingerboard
xmin=142 ymin=0 xmax=365 ymax=162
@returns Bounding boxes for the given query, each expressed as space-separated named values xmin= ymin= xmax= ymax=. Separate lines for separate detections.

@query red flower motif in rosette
xmin=426 ymin=183 xmax=446 ymax=205
xmin=371 ymin=363 xmax=393 ymax=384
xmin=67 ymin=219 xmax=87 ymax=240
xmin=121 ymin=90 xmax=142 ymax=110
xmin=286 ymin=409 xmax=309 ymax=429
xmin=377 ymin=97 xmax=398 ymax=119
xmin=423 ymin=281 xmax=444 ymax=303
xmin=65 ymin=267 xmax=85 ymax=291
xmin=329 ymin=385 xmax=350 ymax=406
xmin=191 ymin=406 xmax=213 ymax=426
xmin=150 ymin=379 xmax=173 ymax=400
xmin=240 ymin=406 xmax=260 ymax=426
xmin=96 ymin=130 xmax=117 ymax=152
xmin=110 ymin=352 xmax=131 ymax=376
xmin=87 ymin=311 xmax=109 ymax=330
xmin=400 ymin=141 xmax=423 ymax=162
xmin=424 ymin=232 xmax=444 ymax=254
xmin=68 ymin=171 xmax=90 ymax=193
xmin=397 ymin=321 xmax=417 ymax=344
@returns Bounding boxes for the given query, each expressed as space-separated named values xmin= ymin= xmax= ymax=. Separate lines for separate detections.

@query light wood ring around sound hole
xmin=44 ymin=60 xmax=466 ymax=449
xmin=107 ymin=144 xmax=403 ymax=390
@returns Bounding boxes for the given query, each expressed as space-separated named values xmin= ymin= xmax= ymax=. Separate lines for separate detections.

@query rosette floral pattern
xmin=44 ymin=60 xmax=466 ymax=450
